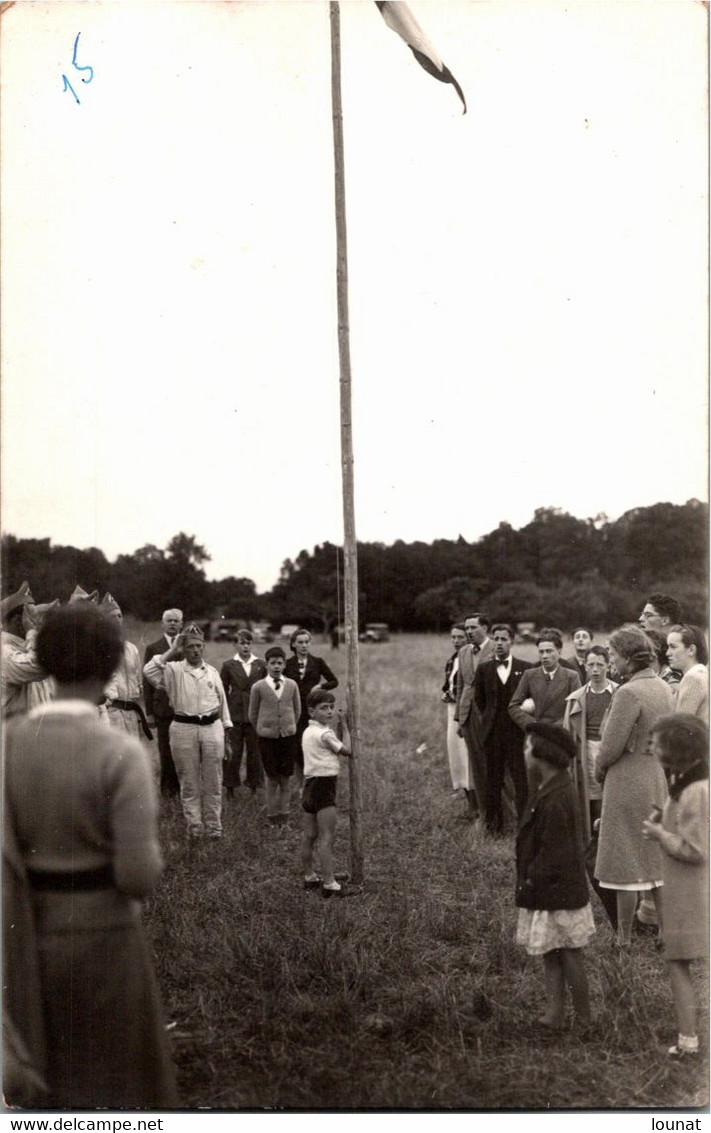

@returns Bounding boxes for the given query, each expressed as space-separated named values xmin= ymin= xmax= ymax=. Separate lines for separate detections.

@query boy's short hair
xmin=307 ymin=688 xmax=336 ymax=712
xmin=491 ymin=623 xmax=515 ymax=639
xmin=585 ymin=644 xmax=609 ymax=663
xmin=265 ymin=645 xmax=286 ymax=662
xmin=572 ymin=626 xmax=593 ymax=640
xmin=646 ymin=593 xmax=682 ymax=623
xmin=236 ymin=629 xmax=253 ymax=643
xmin=537 ymin=627 xmax=563 ymax=651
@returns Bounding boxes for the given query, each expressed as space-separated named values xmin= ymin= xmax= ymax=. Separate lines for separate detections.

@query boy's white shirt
xmin=302 ymin=721 xmax=343 ymax=778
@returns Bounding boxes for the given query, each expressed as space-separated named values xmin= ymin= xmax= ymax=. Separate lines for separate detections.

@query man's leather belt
xmin=27 ymin=865 xmax=115 ymax=891
xmin=107 ymin=698 xmax=154 ymax=741
xmin=173 ymin=710 xmax=220 ymax=726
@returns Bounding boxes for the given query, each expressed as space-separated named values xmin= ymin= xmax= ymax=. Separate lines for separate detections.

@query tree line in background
xmin=2 ymin=500 xmax=707 ymax=632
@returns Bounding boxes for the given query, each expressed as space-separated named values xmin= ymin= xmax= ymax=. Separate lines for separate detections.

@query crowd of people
xmin=1 ymin=580 xmax=708 ymax=1108
xmin=441 ymin=594 xmax=708 ymax=1055
xmin=1 ymin=586 xmax=349 ymax=1107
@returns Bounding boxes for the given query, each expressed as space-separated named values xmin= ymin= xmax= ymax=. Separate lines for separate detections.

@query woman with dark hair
xmin=643 ymin=715 xmax=708 ymax=1058
xmin=594 ymin=625 xmax=674 ymax=947
xmin=3 ymin=604 xmax=176 ymax=1109
xmin=644 ymin=628 xmax=681 ymax=689
xmin=667 ymin=624 xmax=709 ymax=723
xmin=284 ymin=629 xmax=338 ymax=785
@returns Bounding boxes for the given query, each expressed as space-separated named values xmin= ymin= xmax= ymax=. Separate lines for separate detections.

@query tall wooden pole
xmin=329 ymin=0 xmax=364 ymax=885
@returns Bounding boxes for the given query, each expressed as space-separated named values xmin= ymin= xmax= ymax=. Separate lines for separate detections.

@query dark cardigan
xmin=515 ymin=769 xmax=589 ymax=910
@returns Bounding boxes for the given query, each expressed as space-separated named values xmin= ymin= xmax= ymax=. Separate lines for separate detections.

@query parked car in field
xmin=210 ymin=619 xmax=245 ymax=642
xmin=515 ymin=621 xmax=537 ymax=644
xmin=360 ymin=622 xmax=390 ymax=643
xmin=250 ymin=623 xmax=274 ymax=643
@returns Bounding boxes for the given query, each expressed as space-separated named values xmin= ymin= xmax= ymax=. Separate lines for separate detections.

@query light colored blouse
xmin=675 ymin=664 xmax=708 ymax=723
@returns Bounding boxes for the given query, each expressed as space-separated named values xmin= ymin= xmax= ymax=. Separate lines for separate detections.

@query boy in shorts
xmin=249 ymin=646 xmax=301 ymax=825
xmin=301 ymin=688 xmax=351 ymax=898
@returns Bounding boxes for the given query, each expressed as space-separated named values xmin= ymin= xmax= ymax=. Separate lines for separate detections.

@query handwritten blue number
xmin=62 ymin=74 xmax=80 ymax=104
xmin=71 ymin=32 xmax=93 ymax=84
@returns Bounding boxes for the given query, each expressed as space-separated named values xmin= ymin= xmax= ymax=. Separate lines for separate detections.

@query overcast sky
xmin=2 ymin=0 xmax=707 ymax=594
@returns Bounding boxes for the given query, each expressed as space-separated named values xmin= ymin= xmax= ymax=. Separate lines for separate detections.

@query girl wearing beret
xmin=515 ymin=722 xmax=595 ymax=1032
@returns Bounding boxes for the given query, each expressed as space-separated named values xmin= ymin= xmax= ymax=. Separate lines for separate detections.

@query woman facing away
xmin=593 ymin=625 xmax=674 ymax=948
xmin=666 ymin=624 xmax=709 ymax=723
xmin=642 ymin=714 xmax=709 ymax=1059
xmin=3 ymin=603 xmax=177 ymax=1110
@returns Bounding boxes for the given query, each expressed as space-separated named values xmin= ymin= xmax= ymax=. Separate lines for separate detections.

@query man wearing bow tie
xmin=509 ymin=628 xmax=581 ymax=732
xmin=474 ymin=623 xmax=533 ymax=834
xmin=455 ymin=613 xmax=495 ymax=821
xmin=144 ymin=608 xmax=184 ymax=797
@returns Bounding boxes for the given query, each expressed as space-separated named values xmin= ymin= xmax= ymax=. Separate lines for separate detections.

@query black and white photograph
xmin=1 ymin=0 xmax=708 ymax=1124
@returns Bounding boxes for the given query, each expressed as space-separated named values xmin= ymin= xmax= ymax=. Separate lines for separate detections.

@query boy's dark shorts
xmin=258 ymin=735 xmax=298 ymax=779
xmin=302 ymin=775 xmax=338 ymax=814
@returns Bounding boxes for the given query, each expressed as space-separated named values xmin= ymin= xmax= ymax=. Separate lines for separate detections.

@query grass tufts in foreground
xmin=142 ymin=633 xmax=708 ymax=1110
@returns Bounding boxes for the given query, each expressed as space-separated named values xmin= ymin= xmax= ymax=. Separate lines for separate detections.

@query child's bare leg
xmin=651 ymin=885 xmax=664 ymax=941
xmin=560 ymin=948 xmax=591 ymax=1025
xmin=301 ymin=813 xmax=318 ymax=877
xmin=316 ymin=806 xmax=337 ymax=886
xmin=540 ymin=950 xmax=565 ymax=1027
xmin=668 ymin=960 xmax=697 ymax=1038
xmin=265 ymin=776 xmax=279 ymax=818
xmin=277 ymin=776 xmax=292 ymax=816
xmin=616 ymin=891 xmax=637 ymax=945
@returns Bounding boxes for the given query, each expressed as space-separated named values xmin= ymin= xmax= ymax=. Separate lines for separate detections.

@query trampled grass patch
xmin=140 ymin=631 xmax=708 ymax=1110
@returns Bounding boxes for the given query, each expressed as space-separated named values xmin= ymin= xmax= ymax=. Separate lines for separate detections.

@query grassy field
xmin=127 ymin=624 xmax=708 ymax=1111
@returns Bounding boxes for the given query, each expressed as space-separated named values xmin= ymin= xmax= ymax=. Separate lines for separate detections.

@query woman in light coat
xmin=594 ymin=625 xmax=674 ymax=946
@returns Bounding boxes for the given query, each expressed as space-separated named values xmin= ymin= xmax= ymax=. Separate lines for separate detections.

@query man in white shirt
xmin=144 ymin=623 xmax=232 ymax=839
xmin=1 ymin=582 xmax=53 ymax=718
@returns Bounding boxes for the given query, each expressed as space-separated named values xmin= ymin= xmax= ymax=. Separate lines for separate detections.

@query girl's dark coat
xmin=515 ymin=769 xmax=589 ymax=910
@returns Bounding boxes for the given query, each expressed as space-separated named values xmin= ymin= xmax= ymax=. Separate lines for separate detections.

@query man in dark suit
xmin=220 ymin=630 xmax=267 ymax=793
xmin=143 ymin=607 xmax=183 ymax=796
xmin=455 ymin=613 xmax=496 ymax=820
xmin=474 ymin=623 xmax=533 ymax=835
xmin=562 ymin=626 xmax=594 ymax=686
xmin=509 ymin=628 xmax=581 ymax=732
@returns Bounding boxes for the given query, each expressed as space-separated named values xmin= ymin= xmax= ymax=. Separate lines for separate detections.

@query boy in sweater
xmin=249 ymin=646 xmax=300 ymax=825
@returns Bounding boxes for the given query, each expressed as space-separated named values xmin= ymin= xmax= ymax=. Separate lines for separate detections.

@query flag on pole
xmin=375 ymin=1 xmax=467 ymax=114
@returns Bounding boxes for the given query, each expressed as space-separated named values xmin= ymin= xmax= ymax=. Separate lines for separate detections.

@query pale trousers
xmin=447 ymin=703 xmax=471 ymax=790
xmin=169 ymin=720 xmax=224 ymax=834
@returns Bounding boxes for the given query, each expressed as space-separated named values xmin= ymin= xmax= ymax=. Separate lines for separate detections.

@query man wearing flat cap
xmin=100 ymin=593 xmax=153 ymax=744
xmin=144 ymin=623 xmax=232 ymax=839
xmin=1 ymin=582 xmax=53 ymax=717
